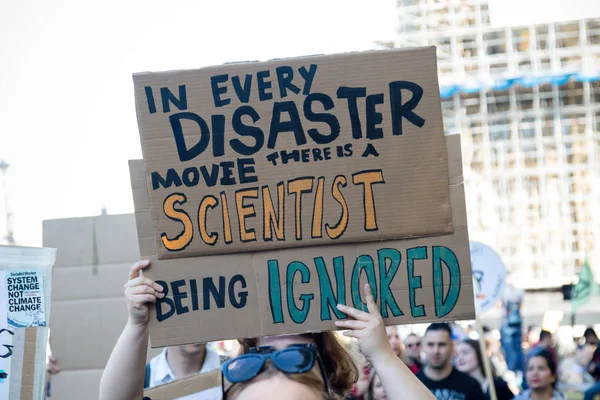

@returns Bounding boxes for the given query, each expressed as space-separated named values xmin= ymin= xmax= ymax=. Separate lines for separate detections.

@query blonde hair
xmin=226 ymin=363 xmax=328 ymax=400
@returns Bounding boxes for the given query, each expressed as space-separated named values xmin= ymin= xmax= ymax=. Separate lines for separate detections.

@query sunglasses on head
xmin=221 ymin=343 xmax=331 ymax=399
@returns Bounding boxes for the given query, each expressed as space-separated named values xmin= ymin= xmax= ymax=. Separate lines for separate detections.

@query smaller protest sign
xmin=469 ymin=241 xmax=506 ymax=314
xmin=4 ymin=269 xmax=47 ymax=328
xmin=0 ymin=245 xmax=55 ymax=400
xmin=0 ymin=271 xmax=12 ymax=399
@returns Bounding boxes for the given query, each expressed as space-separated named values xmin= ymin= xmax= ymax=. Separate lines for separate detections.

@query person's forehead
xmin=405 ymin=336 xmax=420 ymax=343
xmin=528 ymin=356 xmax=548 ymax=366
xmin=423 ymin=330 xmax=451 ymax=342
xmin=455 ymin=343 xmax=471 ymax=352
xmin=258 ymin=334 xmax=314 ymax=349
xmin=237 ymin=373 xmax=322 ymax=400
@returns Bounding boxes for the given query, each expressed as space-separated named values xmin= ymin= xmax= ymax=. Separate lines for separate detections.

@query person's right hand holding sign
xmin=124 ymin=260 xmax=164 ymax=326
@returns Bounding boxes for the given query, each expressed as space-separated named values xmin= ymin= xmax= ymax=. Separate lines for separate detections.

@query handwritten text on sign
xmin=154 ymin=245 xmax=462 ymax=324
xmin=134 ymin=48 xmax=452 ymax=258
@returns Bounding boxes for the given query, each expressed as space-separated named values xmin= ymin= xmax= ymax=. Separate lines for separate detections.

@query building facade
xmin=392 ymin=0 xmax=600 ymax=288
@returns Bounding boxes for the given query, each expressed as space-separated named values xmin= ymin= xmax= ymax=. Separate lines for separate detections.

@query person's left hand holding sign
xmin=334 ymin=284 xmax=436 ymax=400
xmin=334 ymin=284 xmax=394 ymax=365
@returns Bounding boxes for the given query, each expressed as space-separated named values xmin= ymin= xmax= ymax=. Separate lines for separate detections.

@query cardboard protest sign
xmin=129 ymin=134 xmax=474 ymax=348
xmin=43 ymin=214 xmax=162 ymax=400
xmin=132 ymin=47 xmax=452 ymax=259
xmin=0 ymin=245 xmax=55 ymax=400
xmin=5 ymin=269 xmax=46 ymax=328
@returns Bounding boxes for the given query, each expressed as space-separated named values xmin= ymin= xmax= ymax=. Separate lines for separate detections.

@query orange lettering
xmin=325 ymin=176 xmax=348 ymax=239
xmin=198 ymin=195 xmax=218 ymax=245
xmin=288 ymin=178 xmax=314 ymax=241
xmin=352 ymin=170 xmax=385 ymax=231
xmin=160 ymin=193 xmax=193 ymax=251
xmin=263 ymin=183 xmax=285 ymax=241
xmin=312 ymin=177 xmax=325 ymax=238
xmin=220 ymin=192 xmax=233 ymax=244
xmin=236 ymin=188 xmax=259 ymax=242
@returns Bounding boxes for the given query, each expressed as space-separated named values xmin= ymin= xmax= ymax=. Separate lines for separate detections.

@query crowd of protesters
xmin=348 ymin=322 xmax=599 ymax=400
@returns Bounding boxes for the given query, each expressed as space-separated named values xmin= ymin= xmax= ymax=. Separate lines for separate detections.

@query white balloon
xmin=469 ymin=241 xmax=507 ymax=314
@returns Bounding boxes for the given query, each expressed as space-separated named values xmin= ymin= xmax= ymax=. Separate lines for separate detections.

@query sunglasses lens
xmin=273 ymin=347 xmax=314 ymax=373
xmin=225 ymin=355 xmax=264 ymax=383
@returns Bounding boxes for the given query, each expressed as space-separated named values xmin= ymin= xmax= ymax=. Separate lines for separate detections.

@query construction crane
xmin=0 ymin=160 xmax=15 ymax=245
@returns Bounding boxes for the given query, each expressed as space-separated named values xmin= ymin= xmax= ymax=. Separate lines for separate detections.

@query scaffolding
xmin=395 ymin=0 xmax=600 ymax=288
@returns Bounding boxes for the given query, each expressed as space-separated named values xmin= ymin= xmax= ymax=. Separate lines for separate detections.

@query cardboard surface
xmin=133 ymin=47 xmax=452 ymax=259
xmin=43 ymin=215 xmax=161 ymax=398
xmin=48 ymin=370 xmax=103 ymax=400
xmin=143 ymin=370 xmax=220 ymax=400
xmin=42 ymin=214 xmax=141 ymax=268
xmin=130 ymin=135 xmax=474 ymax=348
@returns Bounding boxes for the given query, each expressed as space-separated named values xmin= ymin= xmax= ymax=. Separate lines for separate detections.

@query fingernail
xmin=158 ymin=292 xmax=165 ymax=298
xmin=156 ymin=285 xmax=163 ymax=292
xmin=336 ymin=304 xmax=344 ymax=309
xmin=334 ymin=321 xmax=341 ymax=325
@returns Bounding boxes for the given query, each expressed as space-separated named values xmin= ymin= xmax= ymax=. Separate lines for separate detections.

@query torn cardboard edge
xmin=128 ymin=134 xmax=475 ymax=348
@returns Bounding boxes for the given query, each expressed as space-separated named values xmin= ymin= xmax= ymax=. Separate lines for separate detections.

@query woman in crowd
xmin=237 ymin=333 xmax=358 ymax=399
xmin=455 ymin=339 xmax=515 ymax=400
xmin=386 ymin=326 xmax=404 ymax=361
xmin=365 ymin=371 xmax=387 ymax=400
xmin=514 ymin=348 xmax=566 ymax=400
xmin=99 ymin=260 xmax=435 ymax=400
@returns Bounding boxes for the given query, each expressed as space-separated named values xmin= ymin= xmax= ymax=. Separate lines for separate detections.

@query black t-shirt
xmin=486 ymin=378 xmax=514 ymax=400
xmin=417 ymin=368 xmax=485 ymax=400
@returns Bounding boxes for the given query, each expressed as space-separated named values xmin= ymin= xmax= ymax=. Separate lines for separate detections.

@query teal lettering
xmin=377 ymin=248 xmax=403 ymax=317
xmin=433 ymin=246 xmax=461 ymax=317
xmin=286 ymin=262 xmax=314 ymax=323
xmin=268 ymin=260 xmax=284 ymax=323
xmin=350 ymin=255 xmax=378 ymax=311
xmin=314 ymin=256 xmax=346 ymax=320
xmin=407 ymin=247 xmax=427 ymax=318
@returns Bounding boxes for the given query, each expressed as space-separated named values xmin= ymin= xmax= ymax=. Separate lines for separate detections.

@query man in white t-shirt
xmin=46 ymin=342 xmax=224 ymax=400
xmin=144 ymin=343 xmax=224 ymax=400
